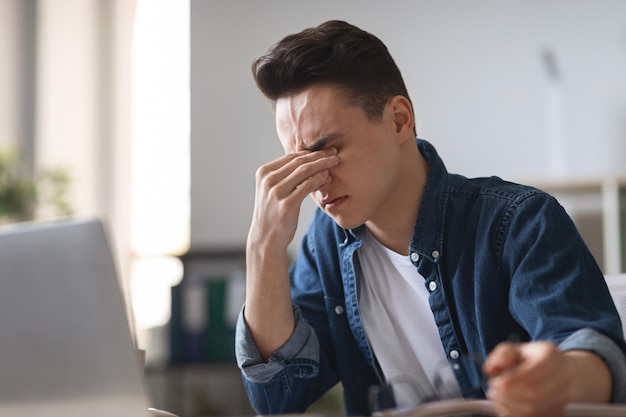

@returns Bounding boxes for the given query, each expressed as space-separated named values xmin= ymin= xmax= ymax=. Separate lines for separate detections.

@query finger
xmin=294 ymin=169 xmax=331 ymax=196
xmin=264 ymin=147 xmax=338 ymax=175
xmin=494 ymin=342 xmax=562 ymax=383
xmin=488 ymin=368 xmax=571 ymax=405
xmin=483 ymin=342 xmax=522 ymax=376
xmin=488 ymin=385 xmax=569 ymax=417
xmin=259 ymin=148 xmax=328 ymax=172
xmin=263 ymin=150 xmax=338 ymax=199
xmin=256 ymin=148 xmax=336 ymax=189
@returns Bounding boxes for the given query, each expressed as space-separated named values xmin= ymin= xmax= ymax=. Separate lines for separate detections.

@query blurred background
xmin=1 ymin=0 xmax=625 ymax=415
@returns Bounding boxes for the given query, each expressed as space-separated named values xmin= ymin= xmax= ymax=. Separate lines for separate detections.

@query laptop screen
xmin=0 ymin=218 xmax=150 ymax=417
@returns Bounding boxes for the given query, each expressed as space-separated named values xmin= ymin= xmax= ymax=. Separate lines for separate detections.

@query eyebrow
xmin=303 ymin=133 xmax=343 ymax=152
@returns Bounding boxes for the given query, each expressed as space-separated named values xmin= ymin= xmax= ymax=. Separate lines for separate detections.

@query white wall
xmin=0 ymin=0 xmax=36 ymax=161
xmin=190 ymin=0 xmax=626 ymax=253
xmin=36 ymin=0 xmax=108 ymax=216
xmin=0 ymin=0 xmax=20 ymax=150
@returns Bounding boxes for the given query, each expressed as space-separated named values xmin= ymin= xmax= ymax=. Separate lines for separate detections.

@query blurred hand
xmin=483 ymin=341 xmax=574 ymax=417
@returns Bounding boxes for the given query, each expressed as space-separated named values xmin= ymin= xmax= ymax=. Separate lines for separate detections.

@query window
xmin=130 ymin=0 xmax=190 ymax=336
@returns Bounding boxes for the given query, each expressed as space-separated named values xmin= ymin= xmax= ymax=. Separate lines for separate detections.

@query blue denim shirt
xmin=236 ymin=139 xmax=626 ymax=415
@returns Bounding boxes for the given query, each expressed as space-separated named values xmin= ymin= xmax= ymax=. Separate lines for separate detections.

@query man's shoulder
xmin=448 ymin=174 xmax=547 ymax=204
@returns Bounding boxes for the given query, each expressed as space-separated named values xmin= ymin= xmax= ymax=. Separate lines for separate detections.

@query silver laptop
xmin=0 ymin=218 xmax=151 ymax=417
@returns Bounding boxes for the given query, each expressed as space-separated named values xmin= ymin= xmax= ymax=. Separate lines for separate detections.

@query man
xmin=235 ymin=20 xmax=626 ymax=417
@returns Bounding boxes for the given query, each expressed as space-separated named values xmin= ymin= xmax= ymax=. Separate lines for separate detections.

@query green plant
xmin=0 ymin=150 xmax=72 ymax=224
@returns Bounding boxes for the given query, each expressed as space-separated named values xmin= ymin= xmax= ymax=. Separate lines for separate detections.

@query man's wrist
xmin=564 ymin=349 xmax=611 ymax=403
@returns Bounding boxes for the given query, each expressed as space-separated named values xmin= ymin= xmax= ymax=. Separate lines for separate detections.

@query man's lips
xmin=322 ymin=196 xmax=347 ymax=209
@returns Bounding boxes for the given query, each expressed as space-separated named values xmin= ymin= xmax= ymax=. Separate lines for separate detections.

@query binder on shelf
xmin=169 ymin=272 xmax=244 ymax=364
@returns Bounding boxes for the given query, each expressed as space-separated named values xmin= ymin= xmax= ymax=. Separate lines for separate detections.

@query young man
xmin=235 ymin=20 xmax=626 ymax=417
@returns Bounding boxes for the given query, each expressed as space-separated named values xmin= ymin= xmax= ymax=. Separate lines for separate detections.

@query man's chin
xmin=326 ymin=213 xmax=364 ymax=231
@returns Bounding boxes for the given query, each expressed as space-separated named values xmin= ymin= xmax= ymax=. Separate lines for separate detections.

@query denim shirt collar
xmin=410 ymin=139 xmax=448 ymax=263
xmin=340 ymin=138 xmax=448 ymax=263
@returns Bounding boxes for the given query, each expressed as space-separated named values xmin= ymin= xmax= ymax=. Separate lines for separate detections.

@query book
xmin=378 ymin=399 xmax=626 ymax=417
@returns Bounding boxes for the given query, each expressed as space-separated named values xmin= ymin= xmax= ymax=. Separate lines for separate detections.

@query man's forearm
xmin=244 ymin=245 xmax=295 ymax=360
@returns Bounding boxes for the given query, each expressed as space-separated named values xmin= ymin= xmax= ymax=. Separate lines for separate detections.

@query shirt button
xmin=449 ymin=350 xmax=460 ymax=359
xmin=410 ymin=252 xmax=419 ymax=262
xmin=432 ymin=250 xmax=440 ymax=259
xmin=428 ymin=281 xmax=437 ymax=292
xmin=334 ymin=305 xmax=344 ymax=315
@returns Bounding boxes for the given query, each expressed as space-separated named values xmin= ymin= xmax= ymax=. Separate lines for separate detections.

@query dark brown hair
xmin=252 ymin=20 xmax=414 ymax=127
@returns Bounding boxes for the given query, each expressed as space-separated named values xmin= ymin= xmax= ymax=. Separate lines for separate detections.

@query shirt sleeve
xmin=500 ymin=192 xmax=626 ymax=403
xmin=235 ymin=303 xmax=320 ymax=384
xmin=558 ymin=327 xmax=626 ymax=403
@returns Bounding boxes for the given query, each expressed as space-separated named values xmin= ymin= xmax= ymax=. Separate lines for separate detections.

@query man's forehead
xmin=275 ymin=87 xmax=345 ymax=152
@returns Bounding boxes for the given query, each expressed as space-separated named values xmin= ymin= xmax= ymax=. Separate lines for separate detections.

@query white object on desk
xmin=148 ymin=408 xmax=179 ymax=417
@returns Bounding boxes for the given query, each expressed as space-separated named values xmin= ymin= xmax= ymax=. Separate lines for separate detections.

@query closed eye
xmin=304 ymin=133 xmax=343 ymax=152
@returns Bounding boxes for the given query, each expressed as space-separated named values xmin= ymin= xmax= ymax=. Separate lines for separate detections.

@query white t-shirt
xmin=357 ymin=228 xmax=458 ymax=407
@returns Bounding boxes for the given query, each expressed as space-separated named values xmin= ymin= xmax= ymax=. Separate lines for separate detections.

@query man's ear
xmin=388 ymin=95 xmax=414 ymax=143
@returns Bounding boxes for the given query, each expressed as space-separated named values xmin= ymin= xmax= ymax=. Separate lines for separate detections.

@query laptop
xmin=0 ymin=218 xmax=170 ymax=417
